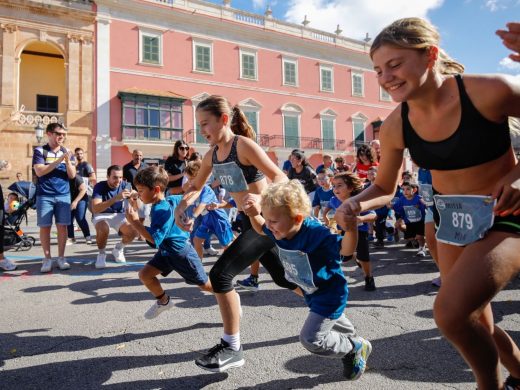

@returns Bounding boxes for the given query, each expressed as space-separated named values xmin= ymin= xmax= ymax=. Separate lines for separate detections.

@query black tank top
xmin=402 ymin=74 xmax=510 ymax=170
xmin=212 ymin=135 xmax=265 ymax=184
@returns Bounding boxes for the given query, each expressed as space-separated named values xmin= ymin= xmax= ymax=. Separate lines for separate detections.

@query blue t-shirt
xmin=312 ymin=187 xmax=334 ymax=208
xmin=393 ymin=194 xmax=425 ymax=224
xmin=282 ymin=160 xmax=292 ymax=172
xmin=32 ymin=145 xmax=76 ymax=196
xmin=417 ymin=168 xmax=432 ymax=185
xmin=327 ymin=196 xmax=375 ymax=232
xmin=92 ymin=181 xmax=125 ymax=213
xmin=263 ymin=217 xmax=347 ymax=319
xmin=194 ymin=185 xmax=229 ymax=221
xmin=146 ymin=196 xmax=190 ymax=254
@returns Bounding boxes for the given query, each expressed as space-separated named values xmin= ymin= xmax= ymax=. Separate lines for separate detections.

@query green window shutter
xmin=242 ymin=54 xmax=256 ymax=79
xmin=284 ymin=62 xmax=296 ymax=85
xmin=284 ymin=115 xmax=299 ymax=148
xmin=322 ymin=118 xmax=335 ymax=150
xmin=196 ymin=46 xmax=211 ymax=72
xmin=321 ymin=69 xmax=332 ymax=91
xmin=244 ymin=111 xmax=258 ymax=134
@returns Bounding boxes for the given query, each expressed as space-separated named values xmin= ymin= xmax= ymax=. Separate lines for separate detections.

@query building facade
xmin=0 ymin=0 xmax=95 ymax=187
xmin=95 ymin=0 xmax=396 ymax=177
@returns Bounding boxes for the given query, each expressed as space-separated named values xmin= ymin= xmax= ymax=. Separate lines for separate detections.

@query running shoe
xmin=57 ymin=257 xmax=71 ymax=270
xmin=342 ymin=337 xmax=372 ymax=380
xmin=40 ymin=258 xmax=53 ymax=273
xmin=144 ymin=297 xmax=175 ymax=319
xmin=85 ymin=236 xmax=93 ymax=245
xmin=0 ymin=258 xmax=16 ymax=271
xmin=236 ymin=275 xmax=259 ymax=292
xmin=431 ymin=276 xmax=442 ymax=288
xmin=195 ymin=339 xmax=244 ymax=372
xmin=95 ymin=253 xmax=106 ymax=269
xmin=416 ymin=248 xmax=427 ymax=257
xmin=364 ymin=276 xmax=376 ymax=291
xmin=203 ymin=246 xmax=219 ymax=256
xmin=112 ymin=246 xmax=126 ymax=263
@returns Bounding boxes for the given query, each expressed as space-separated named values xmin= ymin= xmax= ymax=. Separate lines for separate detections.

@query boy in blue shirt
xmin=393 ymin=181 xmax=427 ymax=256
xmin=126 ymin=166 xmax=216 ymax=320
xmin=243 ymin=180 xmax=371 ymax=380
xmin=312 ymin=169 xmax=334 ymax=219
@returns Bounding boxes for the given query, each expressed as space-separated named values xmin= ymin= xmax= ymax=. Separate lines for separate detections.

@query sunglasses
xmin=52 ymin=132 xmax=67 ymax=137
xmin=179 ymin=146 xmax=189 ymax=151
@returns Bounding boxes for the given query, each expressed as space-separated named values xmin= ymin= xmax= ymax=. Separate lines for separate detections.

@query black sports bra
xmin=212 ymin=135 xmax=265 ymax=184
xmin=402 ymin=74 xmax=510 ymax=170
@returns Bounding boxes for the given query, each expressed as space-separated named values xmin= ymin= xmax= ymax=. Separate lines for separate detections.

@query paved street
xmin=1 ymin=212 xmax=518 ymax=389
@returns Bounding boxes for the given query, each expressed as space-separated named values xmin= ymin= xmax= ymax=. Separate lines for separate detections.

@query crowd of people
xmin=0 ymin=17 xmax=519 ymax=389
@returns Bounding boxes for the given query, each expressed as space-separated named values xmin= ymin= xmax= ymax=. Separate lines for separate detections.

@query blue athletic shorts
xmin=195 ymin=212 xmax=234 ymax=246
xmin=147 ymin=244 xmax=208 ymax=285
xmin=36 ymin=194 xmax=71 ymax=227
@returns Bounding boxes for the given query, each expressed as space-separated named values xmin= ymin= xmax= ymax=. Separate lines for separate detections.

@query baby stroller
xmin=3 ymin=181 xmax=37 ymax=251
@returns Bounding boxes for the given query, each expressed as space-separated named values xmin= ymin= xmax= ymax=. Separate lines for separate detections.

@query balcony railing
xmin=185 ymin=129 xmax=346 ymax=151
xmin=16 ymin=111 xmax=65 ymax=127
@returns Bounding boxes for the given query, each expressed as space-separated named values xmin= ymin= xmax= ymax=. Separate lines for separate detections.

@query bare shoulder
xmin=462 ymin=74 xmax=520 ymax=121
xmin=379 ymin=105 xmax=405 ymax=151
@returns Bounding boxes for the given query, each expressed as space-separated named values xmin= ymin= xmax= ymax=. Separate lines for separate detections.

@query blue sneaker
xmin=367 ymin=235 xmax=375 ymax=242
xmin=386 ymin=235 xmax=394 ymax=242
xmin=236 ymin=275 xmax=259 ymax=292
xmin=342 ymin=337 xmax=372 ymax=380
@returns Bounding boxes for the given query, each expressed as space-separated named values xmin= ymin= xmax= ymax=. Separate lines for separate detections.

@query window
xmin=37 ymin=95 xmax=58 ymax=113
xmin=120 ymin=93 xmax=184 ymax=141
xmin=240 ymin=49 xmax=257 ymax=80
xmin=353 ymin=119 xmax=366 ymax=147
xmin=321 ymin=118 xmax=335 ymax=150
xmin=283 ymin=57 xmax=298 ymax=86
xmin=244 ymin=111 xmax=258 ymax=134
xmin=351 ymin=71 xmax=364 ymax=97
xmin=320 ymin=65 xmax=333 ymax=92
xmin=193 ymin=40 xmax=213 ymax=73
xmin=139 ymin=29 xmax=162 ymax=66
xmin=380 ymin=87 xmax=391 ymax=101
xmin=283 ymin=115 xmax=299 ymax=148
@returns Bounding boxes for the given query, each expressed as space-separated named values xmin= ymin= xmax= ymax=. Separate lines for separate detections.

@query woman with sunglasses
xmin=164 ymin=140 xmax=190 ymax=195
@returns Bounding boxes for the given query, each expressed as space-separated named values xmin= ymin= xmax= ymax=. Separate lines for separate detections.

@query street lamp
xmin=35 ymin=122 xmax=44 ymax=144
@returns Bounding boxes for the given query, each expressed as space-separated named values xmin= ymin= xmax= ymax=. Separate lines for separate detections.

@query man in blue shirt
xmin=91 ymin=165 xmax=137 ymax=268
xmin=32 ymin=123 xmax=76 ymax=273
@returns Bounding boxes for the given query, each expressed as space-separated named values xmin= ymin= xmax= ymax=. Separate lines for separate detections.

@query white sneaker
xmin=57 ymin=257 xmax=71 ymax=270
xmin=416 ymin=248 xmax=426 ymax=257
xmin=66 ymin=238 xmax=75 ymax=246
xmin=85 ymin=236 xmax=93 ymax=245
xmin=144 ymin=297 xmax=175 ymax=319
xmin=40 ymin=258 xmax=53 ymax=273
xmin=112 ymin=246 xmax=126 ymax=263
xmin=95 ymin=253 xmax=106 ymax=269
xmin=203 ymin=246 xmax=219 ymax=256
xmin=0 ymin=259 xmax=16 ymax=271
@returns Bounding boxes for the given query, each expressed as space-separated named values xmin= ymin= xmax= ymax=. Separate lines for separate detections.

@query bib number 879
xmin=219 ymin=175 xmax=234 ymax=186
xmin=452 ymin=212 xmax=473 ymax=230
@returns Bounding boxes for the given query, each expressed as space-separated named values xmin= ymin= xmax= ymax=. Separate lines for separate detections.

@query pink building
xmin=94 ymin=0 xmax=396 ymax=177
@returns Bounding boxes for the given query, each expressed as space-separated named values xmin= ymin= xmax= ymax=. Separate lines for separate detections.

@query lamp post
xmin=35 ymin=122 xmax=44 ymax=144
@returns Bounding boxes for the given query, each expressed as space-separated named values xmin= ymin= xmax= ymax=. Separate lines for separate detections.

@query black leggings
xmin=209 ymin=213 xmax=298 ymax=293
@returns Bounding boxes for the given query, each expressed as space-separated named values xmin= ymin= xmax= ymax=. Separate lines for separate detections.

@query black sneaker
xmin=505 ymin=375 xmax=520 ymax=390
xmin=195 ymin=339 xmax=245 ymax=372
xmin=374 ymin=239 xmax=385 ymax=248
xmin=342 ymin=337 xmax=372 ymax=380
xmin=405 ymin=240 xmax=414 ymax=248
xmin=365 ymin=276 xmax=376 ymax=291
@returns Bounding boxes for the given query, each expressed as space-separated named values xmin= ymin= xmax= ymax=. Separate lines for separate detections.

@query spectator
xmin=123 ymin=149 xmax=150 ymax=226
xmin=334 ymin=156 xmax=348 ymax=173
xmin=32 ymin=123 xmax=76 ymax=273
xmin=287 ymin=149 xmax=317 ymax=201
xmin=315 ymin=154 xmax=335 ymax=174
xmin=16 ymin=172 xmax=23 ymax=182
xmin=370 ymin=139 xmax=381 ymax=162
xmin=282 ymin=153 xmax=293 ymax=175
xmin=354 ymin=144 xmax=379 ymax=180
xmin=91 ymin=165 xmax=137 ymax=268
xmin=0 ymin=160 xmax=16 ymax=271
xmin=74 ymin=147 xmax=96 ymax=188
xmin=164 ymin=141 xmax=189 ymax=195
xmin=66 ymin=174 xmax=92 ymax=245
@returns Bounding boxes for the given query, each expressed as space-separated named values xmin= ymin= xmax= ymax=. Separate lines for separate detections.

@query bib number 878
xmin=219 ymin=175 xmax=234 ymax=186
xmin=452 ymin=212 xmax=473 ymax=230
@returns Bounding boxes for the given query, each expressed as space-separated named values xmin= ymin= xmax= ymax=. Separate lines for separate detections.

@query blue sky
xmin=206 ymin=0 xmax=520 ymax=77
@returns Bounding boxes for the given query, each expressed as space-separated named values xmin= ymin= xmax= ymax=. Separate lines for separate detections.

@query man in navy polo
xmin=32 ymin=123 xmax=76 ymax=273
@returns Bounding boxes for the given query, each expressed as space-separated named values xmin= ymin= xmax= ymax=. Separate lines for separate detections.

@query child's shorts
xmin=147 ymin=244 xmax=208 ymax=285
xmin=356 ymin=230 xmax=370 ymax=262
xmin=404 ymin=221 xmax=425 ymax=239
xmin=195 ymin=212 xmax=234 ymax=246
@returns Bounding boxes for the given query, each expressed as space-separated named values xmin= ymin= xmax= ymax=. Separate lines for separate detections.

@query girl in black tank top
xmin=335 ymin=18 xmax=520 ymax=388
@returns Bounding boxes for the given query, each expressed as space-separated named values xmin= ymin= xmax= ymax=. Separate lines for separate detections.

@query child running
xmin=323 ymin=172 xmax=377 ymax=291
xmin=126 ymin=166 xmax=216 ymax=320
xmin=243 ymin=180 xmax=371 ymax=380
xmin=183 ymin=160 xmax=234 ymax=260
xmin=312 ymin=169 xmax=334 ymax=220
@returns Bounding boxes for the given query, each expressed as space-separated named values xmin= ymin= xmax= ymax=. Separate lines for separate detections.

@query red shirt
xmin=355 ymin=161 xmax=379 ymax=179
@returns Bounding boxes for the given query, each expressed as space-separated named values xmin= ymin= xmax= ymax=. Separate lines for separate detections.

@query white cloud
xmin=252 ymin=0 xmax=276 ymax=10
xmin=499 ymin=57 xmax=520 ymax=72
xmin=484 ymin=0 xmax=519 ymax=11
xmin=485 ymin=0 xmax=500 ymax=11
xmin=283 ymin=0 xmax=444 ymax=42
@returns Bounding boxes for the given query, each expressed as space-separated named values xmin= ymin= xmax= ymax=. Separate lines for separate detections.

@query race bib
xmin=434 ymin=195 xmax=495 ymax=246
xmin=403 ymin=205 xmax=422 ymax=223
xmin=213 ymin=162 xmax=248 ymax=193
xmin=277 ymin=246 xmax=317 ymax=294
xmin=419 ymin=184 xmax=433 ymax=206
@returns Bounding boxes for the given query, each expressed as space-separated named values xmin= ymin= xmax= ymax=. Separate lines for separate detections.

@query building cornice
xmin=111 ymin=66 xmax=395 ymax=112
xmin=0 ymin=0 xmax=95 ymax=23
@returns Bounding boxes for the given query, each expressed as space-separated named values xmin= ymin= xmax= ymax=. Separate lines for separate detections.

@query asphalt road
xmin=0 ymin=213 xmax=518 ymax=389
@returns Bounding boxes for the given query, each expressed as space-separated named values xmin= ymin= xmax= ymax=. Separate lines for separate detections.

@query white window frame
xmin=282 ymin=57 xmax=298 ymax=87
xmin=239 ymin=98 xmax=262 ymax=138
xmin=351 ymin=113 xmax=368 ymax=145
xmin=380 ymin=86 xmax=391 ymax=101
xmin=320 ymin=108 xmax=337 ymax=150
xmin=192 ymin=38 xmax=213 ymax=74
xmin=239 ymin=48 xmax=258 ymax=81
xmin=351 ymin=71 xmax=364 ymax=97
xmin=138 ymin=28 xmax=163 ymax=66
xmin=319 ymin=64 xmax=334 ymax=92
xmin=281 ymin=103 xmax=303 ymax=148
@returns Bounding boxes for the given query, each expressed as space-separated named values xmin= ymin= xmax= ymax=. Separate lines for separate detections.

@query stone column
xmin=1 ymin=23 xmax=18 ymax=107
xmin=67 ymin=33 xmax=80 ymax=111
xmin=81 ymin=36 xmax=93 ymax=113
